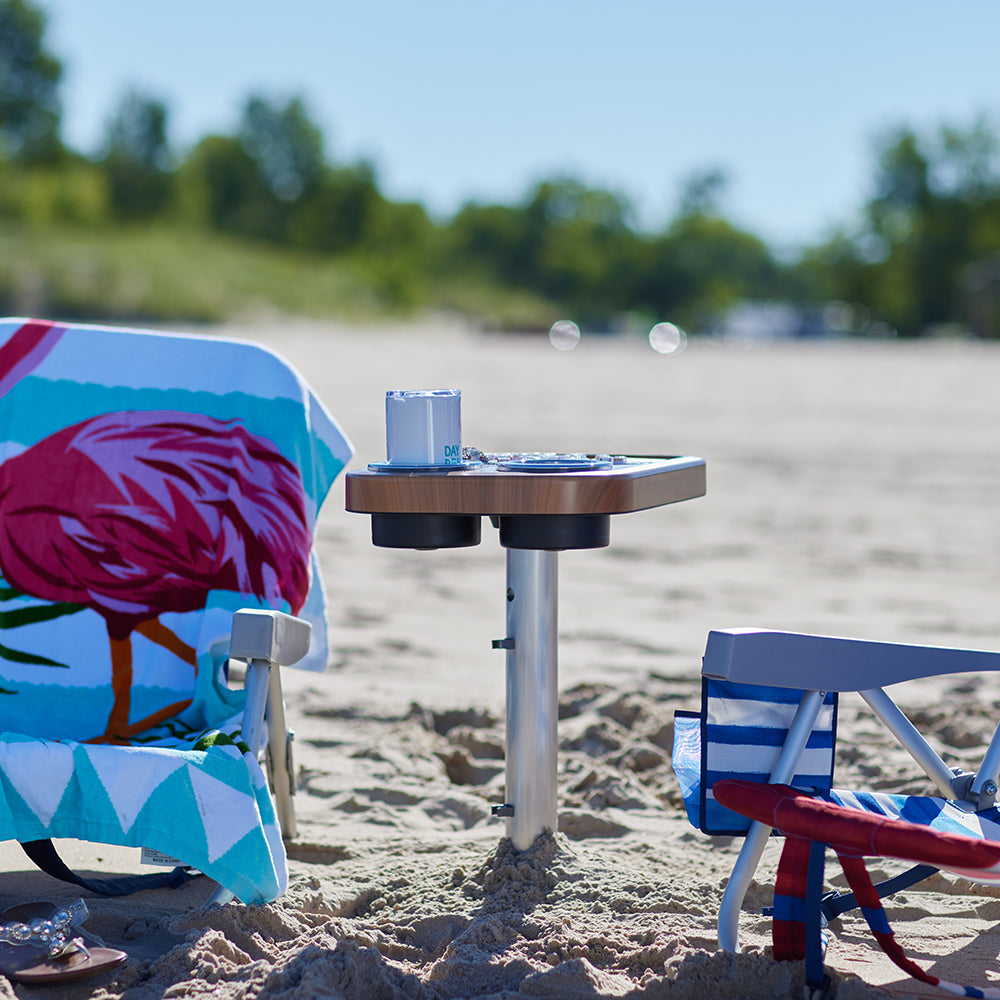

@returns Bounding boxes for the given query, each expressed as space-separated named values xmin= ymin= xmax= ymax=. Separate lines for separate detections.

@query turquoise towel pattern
xmin=0 ymin=726 xmax=285 ymax=903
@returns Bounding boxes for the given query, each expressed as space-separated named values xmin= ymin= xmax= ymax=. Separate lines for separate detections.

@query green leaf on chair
xmin=0 ymin=590 xmax=87 ymax=668
xmin=193 ymin=730 xmax=237 ymax=751
xmin=0 ymin=642 xmax=70 ymax=668
xmin=0 ymin=602 xmax=86 ymax=628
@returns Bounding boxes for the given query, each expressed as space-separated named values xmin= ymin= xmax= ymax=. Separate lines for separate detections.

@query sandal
xmin=0 ymin=899 xmax=127 ymax=984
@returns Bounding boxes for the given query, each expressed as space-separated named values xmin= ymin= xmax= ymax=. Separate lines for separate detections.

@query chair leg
xmin=265 ymin=667 xmax=297 ymax=840
xmin=719 ymin=689 xmax=827 ymax=951
xmin=204 ymin=885 xmax=236 ymax=908
xmin=719 ymin=819 xmax=772 ymax=951
xmin=859 ymin=688 xmax=958 ymax=797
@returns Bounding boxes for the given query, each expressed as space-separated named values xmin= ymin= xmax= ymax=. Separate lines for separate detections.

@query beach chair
xmin=0 ymin=318 xmax=353 ymax=905
xmin=672 ymin=627 xmax=1000 ymax=996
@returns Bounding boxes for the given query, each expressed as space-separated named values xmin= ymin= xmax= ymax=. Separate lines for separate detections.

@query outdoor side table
xmin=345 ymin=455 xmax=706 ymax=849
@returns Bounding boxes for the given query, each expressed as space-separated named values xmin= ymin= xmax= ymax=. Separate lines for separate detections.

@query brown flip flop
xmin=0 ymin=899 xmax=127 ymax=984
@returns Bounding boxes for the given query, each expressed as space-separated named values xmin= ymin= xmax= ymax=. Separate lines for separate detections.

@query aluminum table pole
xmin=504 ymin=547 xmax=559 ymax=850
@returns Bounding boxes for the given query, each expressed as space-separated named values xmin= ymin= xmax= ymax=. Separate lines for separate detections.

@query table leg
xmin=504 ymin=547 xmax=559 ymax=850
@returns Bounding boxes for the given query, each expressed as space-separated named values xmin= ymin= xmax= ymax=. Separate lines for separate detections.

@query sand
xmin=4 ymin=318 xmax=1000 ymax=999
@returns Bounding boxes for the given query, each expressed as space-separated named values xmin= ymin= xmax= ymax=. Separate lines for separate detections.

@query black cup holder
xmin=496 ymin=514 xmax=610 ymax=550
xmin=371 ymin=513 xmax=482 ymax=550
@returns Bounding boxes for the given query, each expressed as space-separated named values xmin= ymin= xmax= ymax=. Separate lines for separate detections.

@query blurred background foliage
xmin=2 ymin=0 xmax=1000 ymax=336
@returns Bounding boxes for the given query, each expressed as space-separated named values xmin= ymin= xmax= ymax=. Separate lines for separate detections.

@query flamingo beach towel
xmin=0 ymin=317 xmax=354 ymax=902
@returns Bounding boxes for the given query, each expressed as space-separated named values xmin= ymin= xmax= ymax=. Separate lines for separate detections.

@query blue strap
xmin=820 ymin=863 xmax=938 ymax=921
xmin=20 ymin=839 xmax=200 ymax=896
xmin=804 ymin=840 xmax=828 ymax=994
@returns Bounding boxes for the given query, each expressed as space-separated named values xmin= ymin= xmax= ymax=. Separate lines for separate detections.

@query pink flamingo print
xmin=0 ymin=321 xmax=311 ymax=742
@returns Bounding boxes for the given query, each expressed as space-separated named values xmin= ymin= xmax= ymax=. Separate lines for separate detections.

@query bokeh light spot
xmin=549 ymin=319 xmax=581 ymax=351
xmin=649 ymin=322 xmax=687 ymax=354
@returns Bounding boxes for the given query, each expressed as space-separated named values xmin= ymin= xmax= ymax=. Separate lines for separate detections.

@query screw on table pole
xmin=503 ymin=547 xmax=559 ymax=850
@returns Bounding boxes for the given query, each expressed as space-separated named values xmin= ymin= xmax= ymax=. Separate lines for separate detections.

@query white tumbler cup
xmin=385 ymin=389 xmax=462 ymax=465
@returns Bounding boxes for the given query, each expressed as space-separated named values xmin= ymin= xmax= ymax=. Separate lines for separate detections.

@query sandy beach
xmin=5 ymin=318 xmax=1000 ymax=999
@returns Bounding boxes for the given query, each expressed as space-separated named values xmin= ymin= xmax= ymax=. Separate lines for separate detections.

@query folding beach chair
xmin=0 ymin=318 xmax=353 ymax=905
xmin=672 ymin=627 xmax=1000 ymax=997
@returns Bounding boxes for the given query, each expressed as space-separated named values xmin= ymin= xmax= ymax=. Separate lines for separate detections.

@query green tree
xmin=677 ymin=167 xmax=728 ymax=218
xmin=287 ymin=163 xmax=382 ymax=254
xmin=178 ymin=133 xmax=268 ymax=235
xmin=101 ymin=89 xmax=174 ymax=220
xmin=0 ymin=0 xmax=62 ymax=162
xmin=446 ymin=201 xmax=528 ymax=286
xmin=838 ymin=119 xmax=1000 ymax=335
xmin=628 ymin=170 xmax=784 ymax=327
xmin=239 ymin=96 xmax=324 ymax=204
xmin=444 ymin=177 xmax=639 ymax=321
xmin=634 ymin=214 xmax=783 ymax=327
xmin=179 ymin=94 xmax=390 ymax=253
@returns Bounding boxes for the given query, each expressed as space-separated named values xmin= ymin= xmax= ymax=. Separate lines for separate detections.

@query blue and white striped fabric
xmin=825 ymin=789 xmax=1000 ymax=882
xmin=672 ymin=679 xmax=838 ymax=835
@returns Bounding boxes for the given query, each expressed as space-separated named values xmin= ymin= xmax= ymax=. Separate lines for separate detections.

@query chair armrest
xmin=230 ymin=609 xmax=311 ymax=667
xmin=232 ymin=610 xmax=310 ymax=760
xmin=704 ymin=628 xmax=1000 ymax=690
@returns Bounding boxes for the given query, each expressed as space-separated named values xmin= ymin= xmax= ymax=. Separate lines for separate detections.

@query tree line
xmin=2 ymin=0 xmax=1000 ymax=336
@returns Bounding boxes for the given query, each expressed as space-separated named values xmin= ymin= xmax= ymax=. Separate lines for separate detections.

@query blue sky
xmin=39 ymin=1 xmax=1000 ymax=250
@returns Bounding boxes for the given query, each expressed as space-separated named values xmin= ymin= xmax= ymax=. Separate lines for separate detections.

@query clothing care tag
xmin=141 ymin=847 xmax=185 ymax=867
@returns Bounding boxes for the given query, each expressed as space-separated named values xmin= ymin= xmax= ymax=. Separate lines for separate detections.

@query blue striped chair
xmin=673 ymin=627 xmax=1000 ymax=996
